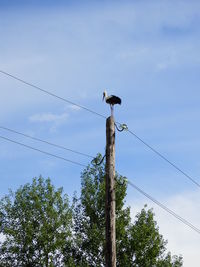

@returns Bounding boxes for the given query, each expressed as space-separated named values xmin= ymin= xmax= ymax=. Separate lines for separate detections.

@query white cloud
xmin=29 ymin=112 xmax=68 ymax=123
xmin=0 ymin=4 xmax=200 ymax=265
xmin=67 ymin=105 xmax=82 ymax=112
xmin=29 ymin=112 xmax=69 ymax=133
xmin=129 ymin=189 xmax=200 ymax=267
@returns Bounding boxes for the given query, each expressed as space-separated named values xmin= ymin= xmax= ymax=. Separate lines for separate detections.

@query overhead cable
xmin=0 ymin=125 xmax=93 ymax=159
xmin=1 ymin=69 xmax=200 ymax=188
xmin=0 ymin=70 xmax=106 ymax=119
xmin=0 ymin=135 xmax=87 ymax=168
xmin=1 ymin=132 xmax=199 ymax=236
xmin=127 ymin=129 xmax=200 ymax=188
xmin=126 ymin=178 xmax=200 ymax=235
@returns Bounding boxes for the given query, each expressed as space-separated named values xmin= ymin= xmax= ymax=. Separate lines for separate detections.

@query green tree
xmin=0 ymin=157 xmax=183 ymax=267
xmin=65 ymin=154 xmax=183 ymax=267
xmin=0 ymin=176 xmax=72 ymax=267
xmin=131 ymin=207 xmax=183 ymax=267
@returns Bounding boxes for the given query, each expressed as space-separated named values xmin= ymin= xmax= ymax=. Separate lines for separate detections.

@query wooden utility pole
xmin=105 ymin=115 xmax=116 ymax=267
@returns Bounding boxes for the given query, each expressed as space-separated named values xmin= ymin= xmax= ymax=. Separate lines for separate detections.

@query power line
xmin=1 ymin=69 xmax=200 ymax=188
xmin=0 ymin=135 xmax=87 ymax=168
xmin=126 ymin=178 xmax=200 ymax=235
xmin=0 ymin=70 xmax=106 ymax=119
xmin=1 ymin=131 xmax=199 ymax=236
xmin=0 ymin=125 xmax=93 ymax=159
xmin=127 ymin=129 xmax=200 ymax=188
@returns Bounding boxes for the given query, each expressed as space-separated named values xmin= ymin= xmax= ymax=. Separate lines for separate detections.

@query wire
xmin=0 ymin=135 xmax=87 ymax=168
xmin=1 ymin=131 xmax=199 ymax=235
xmin=0 ymin=70 xmax=106 ymax=119
xmin=1 ymin=69 xmax=200 ymax=188
xmin=0 ymin=126 xmax=93 ymax=159
xmin=127 ymin=129 xmax=200 ymax=188
xmin=126 ymin=178 xmax=200 ymax=235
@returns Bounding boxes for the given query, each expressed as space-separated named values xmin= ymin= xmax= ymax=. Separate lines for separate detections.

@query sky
xmin=0 ymin=0 xmax=200 ymax=265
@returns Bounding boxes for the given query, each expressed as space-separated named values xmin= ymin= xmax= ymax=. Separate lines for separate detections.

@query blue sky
xmin=0 ymin=1 xmax=200 ymax=265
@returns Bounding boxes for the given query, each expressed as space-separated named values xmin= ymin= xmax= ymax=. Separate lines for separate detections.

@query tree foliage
xmin=131 ymin=207 xmax=182 ymax=267
xmin=64 ymin=154 xmax=183 ymax=266
xmin=0 ymin=156 xmax=183 ymax=266
xmin=0 ymin=176 xmax=72 ymax=267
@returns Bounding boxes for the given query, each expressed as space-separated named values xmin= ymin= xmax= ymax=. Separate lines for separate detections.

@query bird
xmin=102 ymin=90 xmax=121 ymax=115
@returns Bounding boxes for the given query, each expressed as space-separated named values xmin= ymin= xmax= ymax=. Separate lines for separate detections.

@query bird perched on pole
xmin=103 ymin=90 xmax=121 ymax=116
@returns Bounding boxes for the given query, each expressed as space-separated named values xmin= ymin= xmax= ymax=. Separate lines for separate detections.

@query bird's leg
xmin=111 ymin=105 xmax=114 ymax=116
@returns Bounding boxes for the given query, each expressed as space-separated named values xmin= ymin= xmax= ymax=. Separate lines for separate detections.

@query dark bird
xmin=103 ymin=90 xmax=121 ymax=115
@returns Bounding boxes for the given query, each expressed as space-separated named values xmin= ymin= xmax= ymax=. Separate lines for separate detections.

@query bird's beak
xmin=102 ymin=94 xmax=105 ymax=101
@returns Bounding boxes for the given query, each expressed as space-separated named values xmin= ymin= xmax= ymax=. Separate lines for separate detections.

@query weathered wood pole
xmin=105 ymin=115 xmax=116 ymax=267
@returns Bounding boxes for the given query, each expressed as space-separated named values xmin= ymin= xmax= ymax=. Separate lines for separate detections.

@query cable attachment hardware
xmin=115 ymin=176 xmax=128 ymax=186
xmin=115 ymin=123 xmax=128 ymax=132
xmin=92 ymin=154 xmax=106 ymax=166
